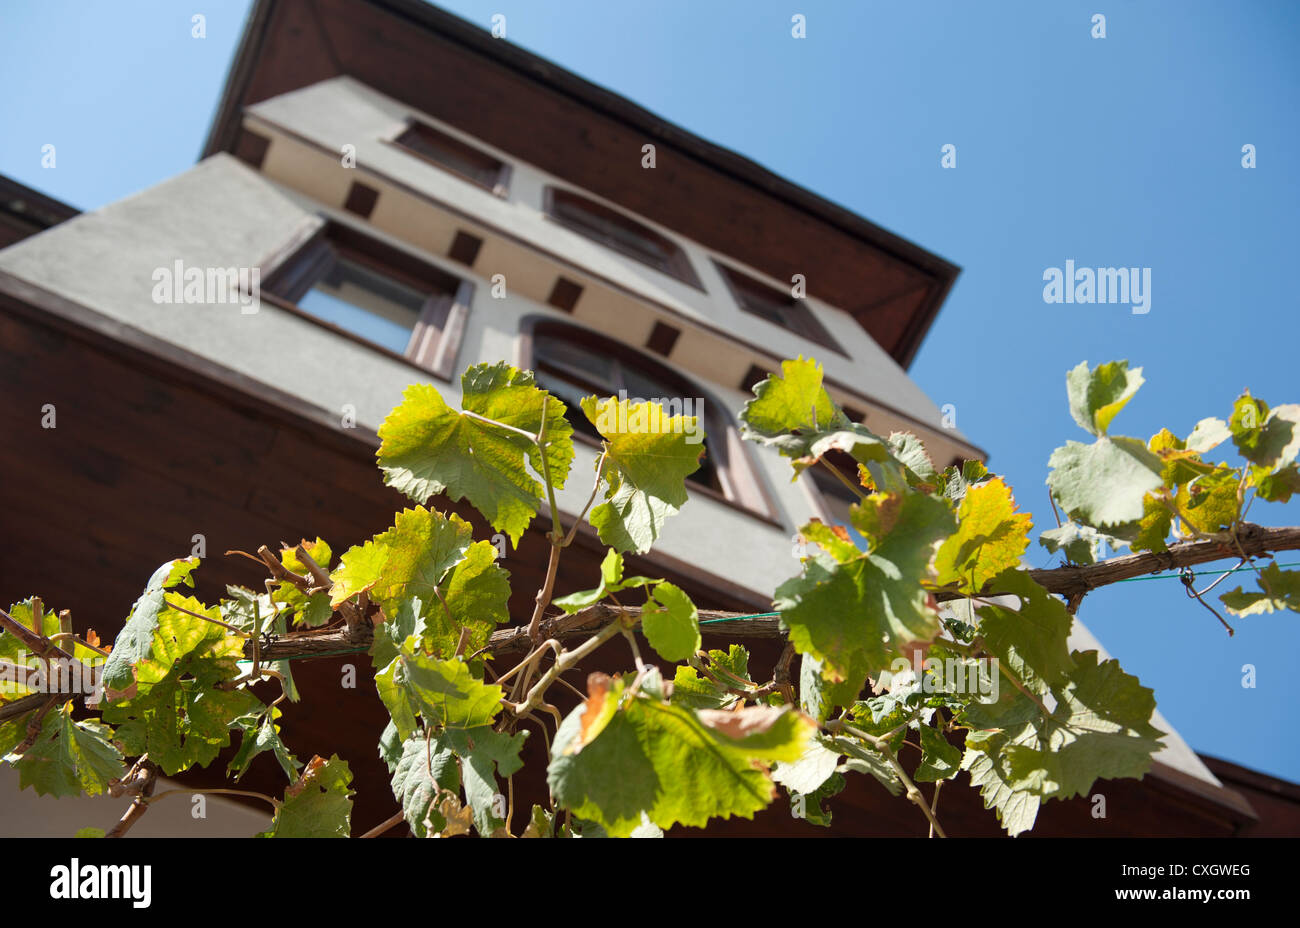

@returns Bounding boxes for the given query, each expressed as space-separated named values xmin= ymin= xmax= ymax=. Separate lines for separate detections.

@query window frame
xmin=713 ymin=259 xmax=847 ymax=356
xmin=386 ymin=118 xmax=512 ymax=197
xmin=262 ymin=220 xmax=473 ymax=381
xmin=519 ymin=317 xmax=781 ymax=524
xmin=543 ymin=186 xmax=704 ymax=291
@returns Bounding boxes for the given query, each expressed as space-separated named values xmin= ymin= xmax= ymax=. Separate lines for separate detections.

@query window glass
xmin=547 ymin=188 xmax=701 ymax=288
xmin=297 ymin=254 xmax=426 ymax=355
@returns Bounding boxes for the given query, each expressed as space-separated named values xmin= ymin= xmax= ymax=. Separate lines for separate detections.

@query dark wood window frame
xmin=714 ymin=259 xmax=847 ymax=356
xmin=543 ymin=186 xmax=704 ymax=291
xmin=263 ymin=219 xmax=473 ymax=381
xmin=518 ymin=316 xmax=781 ymax=526
xmin=386 ymin=119 xmax=512 ymax=197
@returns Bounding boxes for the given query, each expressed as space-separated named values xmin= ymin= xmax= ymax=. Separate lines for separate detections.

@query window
xmin=264 ymin=222 xmax=470 ymax=379
xmin=715 ymin=261 xmax=845 ymax=355
xmin=544 ymin=187 xmax=702 ymax=289
xmin=391 ymin=121 xmax=510 ymax=194
xmin=529 ymin=324 xmax=725 ymax=493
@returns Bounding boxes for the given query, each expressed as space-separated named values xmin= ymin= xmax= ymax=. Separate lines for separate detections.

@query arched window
xmin=544 ymin=187 xmax=703 ymax=289
xmin=525 ymin=321 xmax=772 ymax=518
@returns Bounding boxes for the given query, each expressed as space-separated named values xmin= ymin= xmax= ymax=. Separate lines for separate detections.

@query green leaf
xmin=1230 ymin=394 xmax=1300 ymax=471
xmin=1130 ymin=495 xmax=1173 ymax=554
xmin=101 ymin=558 xmax=201 ymax=693
xmin=1003 ymin=651 xmax=1164 ymax=801
xmin=228 ymin=709 xmax=301 ymax=782
xmin=444 ymin=726 xmax=527 ymax=835
xmin=552 ymin=548 xmax=660 ymax=613
xmin=549 ymin=695 xmax=813 ymax=837
xmin=1046 ymin=436 xmax=1164 ymax=527
xmin=672 ymin=645 xmax=752 ymax=710
xmin=915 ymin=724 xmax=962 ymax=782
xmin=1039 ymin=522 xmax=1124 ymax=565
xmin=1066 ymin=360 xmax=1144 ymax=436
xmin=260 ymin=755 xmax=354 ymax=838
xmin=974 ymin=568 xmax=1076 ymax=690
xmin=739 ymin=356 xmax=839 ymax=452
xmin=437 ymin=541 xmax=511 ymax=655
xmin=640 ymin=582 xmax=700 ymax=663
xmin=104 ymin=668 xmax=263 ymax=776
xmin=1175 ymin=465 xmax=1241 ymax=534
xmin=580 ymin=395 xmax=704 ymax=554
xmin=1220 ymin=564 xmax=1300 ymax=616
xmin=8 ymin=704 xmax=124 ymax=799
xmin=771 ymin=734 xmax=842 ymax=795
xmin=330 ymin=507 xmax=472 ymax=611
xmin=384 ymin=645 xmax=504 ymax=732
xmin=376 ymin=363 xmax=574 ymax=544
xmin=934 ymin=476 xmax=1032 ymax=593
xmin=961 ymin=649 xmax=1162 ymax=835
xmin=775 ymin=490 xmax=956 ymax=682
xmin=391 ymin=734 xmax=460 ymax=837
xmin=793 ymin=771 xmax=846 ymax=827
xmin=1185 ymin=417 xmax=1231 ymax=454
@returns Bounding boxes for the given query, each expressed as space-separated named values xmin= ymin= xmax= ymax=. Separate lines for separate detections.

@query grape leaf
xmin=738 ymin=356 xmax=840 ymax=453
xmin=775 ymin=490 xmax=955 ymax=682
xmin=934 ymin=476 xmax=1032 ymax=593
xmin=260 ymin=755 xmax=354 ymax=838
xmin=444 ymin=726 xmax=527 ymax=835
xmin=391 ymin=734 xmax=460 ymax=837
xmin=1039 ymin=522 xmax=1124 ymax=565
xmin=915 ymin=724 xmax=962 ymax=782
xmin=376 ymin=363 xmax=574 ymax=544
xmin=672 ymin=645 xmax=752 ymax=710
xmin=8 ymin=704 xmax=123 ymax=799
xmin=1066 ymin=360 xmax=1144 ymax=436
xmin=549 ymin=688 xmax=813 ymax=837
xmin=640 ymin=581 xmax=700 ymax=663
xmin=228 ymin=709 xmax=301 ymax=782
xmin=100 ymin=558 xmax=201 ymax=693
xmin=772 ymin=734 xmax=842 ymax=795
xmin=1220 ymin=564 xmax=1300 ymax=616
xmin=973 ymin=568 xmax=1076 ymax=690
xmin=1175 ymin=465 xmax=1241 ymax=534
xmin=330 ymin=507 xmax=472 ymax=610
xmin=1230 ymin=394 xmax=1300 ymax=471
xmin=553 ymin=548 xmax=660 ymax=613
xmin=379 ymin=644 xmax=504 ymax=735
xmin=105 ymin=667 xmax=263 ymax=776
xmin=1046 ymin=436 xmax=1163 ymax=527
xmin=580 ymin=396 xmax=704 ymax=554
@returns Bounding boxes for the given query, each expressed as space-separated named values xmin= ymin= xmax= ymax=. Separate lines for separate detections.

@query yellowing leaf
xmin=934 ymin=477 xmax=1032 ymax=593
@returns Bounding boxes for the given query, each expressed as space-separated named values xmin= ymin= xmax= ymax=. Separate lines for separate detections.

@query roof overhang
xmin=203 ymin=0 xmax=960 ymax=368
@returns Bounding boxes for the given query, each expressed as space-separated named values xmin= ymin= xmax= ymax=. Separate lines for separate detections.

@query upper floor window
xmin=544 ymin=187 xmax=703 ymax=289
xmin=715 ymin=261 xmax=845 ymax=355
xmin=530 ymin=326 xmax=721 ymax=494
xmin=392 ymin=120 xmax=510 ymax=195
xmin=264 ymin=222 xmax=470 ymax=379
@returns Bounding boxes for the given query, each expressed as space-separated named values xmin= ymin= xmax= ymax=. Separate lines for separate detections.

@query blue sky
xmin=2 ymin=1 xmax=1298 ymax=783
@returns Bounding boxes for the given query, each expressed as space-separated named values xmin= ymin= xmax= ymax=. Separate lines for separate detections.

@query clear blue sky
xmin=2 ymin=1 xmax=1298 ymax=782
